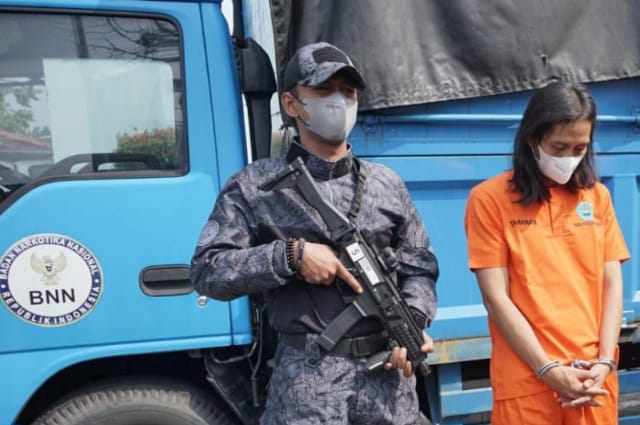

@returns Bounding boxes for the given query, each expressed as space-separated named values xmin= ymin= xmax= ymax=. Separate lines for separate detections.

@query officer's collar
xmin=285 ymin=140 xmax=353 ymax=180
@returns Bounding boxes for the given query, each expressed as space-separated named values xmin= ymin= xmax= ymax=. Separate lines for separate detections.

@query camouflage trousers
xmin=260 ymin=334 xmax=421 ymax=425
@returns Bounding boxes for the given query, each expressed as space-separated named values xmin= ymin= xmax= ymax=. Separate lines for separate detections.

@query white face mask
xmin=534 ymin=144 xmax=585 ymax=184
xmin=298 ymin=92 xmax=358 ymax=143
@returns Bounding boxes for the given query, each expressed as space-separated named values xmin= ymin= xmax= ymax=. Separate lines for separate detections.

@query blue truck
xmin=0 ymin=1 xmax=638 ymax=424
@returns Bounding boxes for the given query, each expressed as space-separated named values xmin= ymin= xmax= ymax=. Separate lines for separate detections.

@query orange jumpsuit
xmin=465 ymin=171 xmax=630 ymax=425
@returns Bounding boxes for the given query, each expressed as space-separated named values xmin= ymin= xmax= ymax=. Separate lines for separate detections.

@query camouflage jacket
xmin=191 ymin=142 xmax=438 ymax=335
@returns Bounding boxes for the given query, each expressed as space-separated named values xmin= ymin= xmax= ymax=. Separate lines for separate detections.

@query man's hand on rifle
xmin=297 ymin=241 xmax=363 ymax=294
xmin=385 ymin=332 xmax=434 ymax=378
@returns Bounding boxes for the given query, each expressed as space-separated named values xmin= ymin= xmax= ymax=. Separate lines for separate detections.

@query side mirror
xmin=236 ymin=38 xmax=277 ymax=160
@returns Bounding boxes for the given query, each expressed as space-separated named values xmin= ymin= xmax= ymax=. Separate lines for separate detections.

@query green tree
xmin=0 ymin=86 xmax=36 ymax=133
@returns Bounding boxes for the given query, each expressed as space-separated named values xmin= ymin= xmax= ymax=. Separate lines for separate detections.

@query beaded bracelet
xmin=536 ymin=360 xmax=561 ymax=378
xmin=294 ymin=238 xmax=306 ymax=271
xmin=286 ymin=238 xmax=297 ymax=272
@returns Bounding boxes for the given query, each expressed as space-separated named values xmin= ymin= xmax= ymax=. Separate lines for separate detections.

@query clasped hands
xmin=541 ymin=362 xmax=612 ymax=408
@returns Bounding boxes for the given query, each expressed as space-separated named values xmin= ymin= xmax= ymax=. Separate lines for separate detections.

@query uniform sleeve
xmin=190 ymin=177 xmax=295 ymax=301
xmin=394 ymin=179 xmax=439 ymax=324
xmin=601 ymin=185 xmax=631 ymax=263
xmin=464 ymin=184 xmax=509 ymax=270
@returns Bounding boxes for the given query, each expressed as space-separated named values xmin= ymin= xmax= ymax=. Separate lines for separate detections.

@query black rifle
xmin=259 ymin=157 xmax=430 ymax=376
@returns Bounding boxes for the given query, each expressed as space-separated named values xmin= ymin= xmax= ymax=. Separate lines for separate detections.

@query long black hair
xmin=510 ymin=81 xmax=598 ymax=205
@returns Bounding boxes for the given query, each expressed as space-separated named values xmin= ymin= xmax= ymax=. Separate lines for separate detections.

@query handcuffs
xmin=537 ymin=358 xmax=618 ymax=379
xmin=571 ymin=358 xmax=618 ymax=371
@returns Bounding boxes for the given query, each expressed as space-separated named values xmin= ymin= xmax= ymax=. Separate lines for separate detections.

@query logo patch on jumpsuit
xmin=576 ymin=201 xmax=594 ymax=221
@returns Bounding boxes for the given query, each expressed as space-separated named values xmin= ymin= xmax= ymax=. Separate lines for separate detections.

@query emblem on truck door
xmin=30 ymin=251 xmax=67 ymax=285
xmin=0 ymin=234 xmax=103 ymax=327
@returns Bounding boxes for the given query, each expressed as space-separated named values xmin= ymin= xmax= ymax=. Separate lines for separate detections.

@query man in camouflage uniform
xmin=191 ymin=42 xmax=439 ymax=425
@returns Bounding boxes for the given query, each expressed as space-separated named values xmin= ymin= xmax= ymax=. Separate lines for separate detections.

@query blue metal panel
xmin=200 ymin=2 xmax=249 ymax=187
xmin=353 ymin=78 xmax=640 ymax=156
xmin=599 ymin=168 xmax=640 ymax=325
xmin=424 ymin=363 xmax=640 ymax=424
xmin=361 ymin=155 xmax=501 ymax=342
xmin=363 ymin=154 xmax=640 ymax=344
xmin=351 ymin=79 xmax=640 ymax=345
xmin=429 ymin=362 xmax=492 ymax=425
xmin=200 ymin=1 xmax=253 ymax=346
xmin=620 ymin=370 xmax=640 ymax=393
xmin=353 ymin=79 xmax=640 ymax=422
xmin=440 ymin=387 xmax=492 ymax=419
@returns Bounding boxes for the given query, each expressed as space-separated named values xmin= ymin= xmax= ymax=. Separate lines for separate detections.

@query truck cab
xmin=0 ymin=2 xmax=266 ymax=423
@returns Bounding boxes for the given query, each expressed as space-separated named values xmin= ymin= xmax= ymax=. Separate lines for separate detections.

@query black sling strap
xmin=285 ymin=144 xmax=366 ymax=224
xmin=347 ymin=157 xmax=365 ymax=223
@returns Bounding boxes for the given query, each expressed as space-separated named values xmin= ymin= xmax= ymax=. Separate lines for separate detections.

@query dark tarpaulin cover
xmin=269 ymin=0 xmax=640 ymax=111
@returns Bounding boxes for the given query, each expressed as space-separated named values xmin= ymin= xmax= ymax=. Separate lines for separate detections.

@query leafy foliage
xmin=0 ymin=86 xmax=50 ymax=140
xmin=114 ymin=127 xmax=177 ymax=169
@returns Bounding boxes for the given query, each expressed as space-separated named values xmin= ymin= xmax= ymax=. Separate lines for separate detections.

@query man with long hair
xmin=465 ymin=81 xmax=629 ymax=425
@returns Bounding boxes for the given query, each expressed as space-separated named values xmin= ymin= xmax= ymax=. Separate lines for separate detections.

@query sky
xmin=221 ymin=0 xmax=233 ymax=32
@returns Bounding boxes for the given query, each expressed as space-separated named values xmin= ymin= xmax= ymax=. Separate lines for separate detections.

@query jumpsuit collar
xmin=285 ymin=140 xmax=354 ymax=181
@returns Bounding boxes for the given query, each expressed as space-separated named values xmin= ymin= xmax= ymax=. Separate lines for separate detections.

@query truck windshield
xmin=0 ymin=12 xmax=184 ymax=204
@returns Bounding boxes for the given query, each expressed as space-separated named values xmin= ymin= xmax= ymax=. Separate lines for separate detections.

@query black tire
xmin=31 ymin=376 xmax=237 ymax=425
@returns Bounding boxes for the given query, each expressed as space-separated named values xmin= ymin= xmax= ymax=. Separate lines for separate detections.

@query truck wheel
xmin=31 ymin=376 xmax=237 ymax=425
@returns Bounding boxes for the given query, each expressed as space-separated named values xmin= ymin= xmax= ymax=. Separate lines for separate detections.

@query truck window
xmin=0 ymin=12 xmax=184 ymax=204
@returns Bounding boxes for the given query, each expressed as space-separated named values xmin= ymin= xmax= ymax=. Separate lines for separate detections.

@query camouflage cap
xmin=283 ymin=42 xmax=366 ymax=92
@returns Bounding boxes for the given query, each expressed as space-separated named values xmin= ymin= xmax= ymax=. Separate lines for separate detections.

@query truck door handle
xmin=139 ymin=265 xmax=193 ymax=296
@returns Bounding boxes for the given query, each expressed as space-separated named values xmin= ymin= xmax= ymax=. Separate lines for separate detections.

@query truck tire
xmin=31 ymin=376 xmax=237 ymax=425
